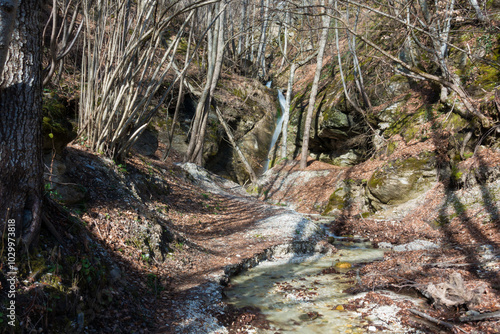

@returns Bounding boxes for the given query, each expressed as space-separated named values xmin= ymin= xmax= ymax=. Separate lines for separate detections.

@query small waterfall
xmin=263 ymin=89 xmax=286 ymax=172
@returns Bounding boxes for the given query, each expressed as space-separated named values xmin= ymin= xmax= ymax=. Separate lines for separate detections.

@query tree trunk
xmin=237 ymin=0 xmax=247 ymax=56
xmin=0 ymin=0 xmax=18 ymax=77
xmin=300 ymin=0 xmax=331 ymax=169
xmin=469 ymin=0 xmax=486 ymax=22
xmin=255 ymin=0 xmax=269 ymax=77
xmin=0 ymin=0 xmax=43 ymax=248
xmin=164 ymin=16 xmax=194 ymax=161
xmin=185 ymin=2 xmax=226 ymax=164
xmin=191 ymin=6 xmax=225 ymax=164
xmin=279 ymin=8 xmax=289 ymax=70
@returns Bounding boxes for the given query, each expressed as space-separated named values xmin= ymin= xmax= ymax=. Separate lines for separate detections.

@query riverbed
xmin=224 ymin=239 xmax=426 ymax=333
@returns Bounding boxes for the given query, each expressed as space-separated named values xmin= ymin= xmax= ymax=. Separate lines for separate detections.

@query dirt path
xmin=154 ymin=163 xmax=334 ymax=333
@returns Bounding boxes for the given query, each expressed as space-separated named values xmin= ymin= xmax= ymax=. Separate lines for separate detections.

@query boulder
xmin=386 ymin=75 xmax=411 ymax=96
xmin=319 ymin=150 xmax=363 ymax=167
xmin=367 ymin=153 xmax=440 ymax=209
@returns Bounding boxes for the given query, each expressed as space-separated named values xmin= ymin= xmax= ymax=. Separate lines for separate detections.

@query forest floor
xmin=5 ymin=142 xmax=500 ymax=333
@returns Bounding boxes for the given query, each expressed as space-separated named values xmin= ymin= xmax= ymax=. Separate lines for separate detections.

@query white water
xmin=263 ymin=89 xmax=287 ymax=172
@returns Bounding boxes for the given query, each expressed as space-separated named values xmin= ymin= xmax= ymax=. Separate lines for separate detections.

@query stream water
xmin=224 ymin=239 xmax=388 ymax=333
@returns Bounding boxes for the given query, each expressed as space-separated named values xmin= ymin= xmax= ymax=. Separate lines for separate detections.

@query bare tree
xmin=335 ymin=0 xmax=494 ymax=127
xmin=468 ymin=0 xmax=486 ymax=22
xmin=280 ymin=50 xmax=318 ymax=159
xmin=214 ymin=105 xmax=257 ymax=182
xmin=255 ymin=0 xmax=269 ymax=78
xmin=163 ymin=14 xmax=195 ymax=161
xmin=185 ymin=1 xmax=227 ymax=164
xmin=42 ymin=0 xmax=84 ymax=86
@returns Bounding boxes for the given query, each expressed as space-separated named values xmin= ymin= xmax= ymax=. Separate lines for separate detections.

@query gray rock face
xmin=322 ymin=110 xmax=352 ymax=129
xmin=386 ymin=75 xmax=411 ymax=96
xmin=367 ymin=154 xmax=438 ymax=209
xmin=205 ymin=78 xmax=278 ymax=183
xmin=128 ymin=218 xmax=170 ymax=262
xmin=235 ymin=108 xmax=275 ymax=182
xmin=319 ymin=150 xmax=363 ymax=167
xmin=393 ymin=240 xmax=440 ymax=252
xmin=305 ymin=105 xmax=370 ymax=167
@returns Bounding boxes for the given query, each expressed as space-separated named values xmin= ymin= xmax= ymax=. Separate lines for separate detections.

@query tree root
xmin=409 ymin=309 xmax=467 ymax=333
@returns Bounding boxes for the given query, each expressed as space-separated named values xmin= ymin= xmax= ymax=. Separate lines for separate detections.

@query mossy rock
xmin=322 ymin=187 xmax=346 ymax=215
xmin=321 ymin=109 xmax=351 ymax=129
xmin=386 ymin=75 xmax=411 ymax=96
xmin=441 ymin=113 xmax=468 ymax=132
xmin=386 ymin=141 xmax=398 ymax=156
xmin=42 ymin=93 xmax=76 ymax=153
xmin=204 ymin=76 xmax=277 ymax=183
xmin=377 ymin=100 xmax=407 ymax=123
xmin=383 ymin=105 xmax=435 ymax=143
xmin=323 ymin=178 xmax=365 ymax=215
xmin=319 ymin=150 xmax=362 ymax=167
xmin=367 ymin=153 xmax=439 ymax=207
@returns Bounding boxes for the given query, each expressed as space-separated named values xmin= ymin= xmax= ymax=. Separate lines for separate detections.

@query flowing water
xmin=224 ymin=239 xmax=388 ymax=333
xmin=262 ymin=89 xmax=286 ymax=172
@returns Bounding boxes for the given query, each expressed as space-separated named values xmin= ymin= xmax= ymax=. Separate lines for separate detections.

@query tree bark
xmin=255 ymin=0 xmax=269 ymax=77
xmin=0 ymin=0 xmax=43 ymax=248
xmin=0 ymin=0 xmax=18 ymax=77
xmin=185 ymin=2 xmax=226 ymax=164
xmin=192 ymin=5 xmax=225 ymax=164
xmin=300 ymin=0 xmax=331 ymax=169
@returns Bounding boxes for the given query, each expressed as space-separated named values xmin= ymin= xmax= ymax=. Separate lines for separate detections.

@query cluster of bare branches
xmin=53 ymin=0 xmax=500 ymax=168
xmin=78 ymin=0 xmax=213 ymax=161
xmin=42 ymin=0 xmax=84 ymax=86
xmin=286 ymin=0 xmax=498 ymax=168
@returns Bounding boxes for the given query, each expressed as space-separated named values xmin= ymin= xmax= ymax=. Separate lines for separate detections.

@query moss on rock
xmin=367 ymin=153 xmax=439 ymax=208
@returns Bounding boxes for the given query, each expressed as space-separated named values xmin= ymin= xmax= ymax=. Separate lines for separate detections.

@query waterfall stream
xmin=262 ymin=88 xmax=287 ymax=173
